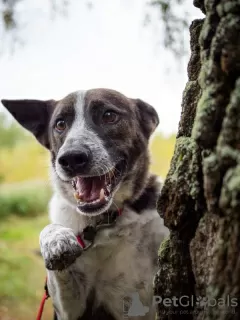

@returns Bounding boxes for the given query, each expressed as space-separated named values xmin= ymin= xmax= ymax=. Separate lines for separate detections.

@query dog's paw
xmin=40 ymin=224 xmax=82 ymax=271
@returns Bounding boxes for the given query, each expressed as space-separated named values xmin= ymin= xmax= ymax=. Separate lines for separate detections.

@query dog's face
xmin=2 ymin=89 xmax=159 ymax=216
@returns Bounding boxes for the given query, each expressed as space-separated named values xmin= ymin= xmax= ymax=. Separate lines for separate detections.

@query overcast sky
xmin=0 ymin=0 xmax=203 ymax=135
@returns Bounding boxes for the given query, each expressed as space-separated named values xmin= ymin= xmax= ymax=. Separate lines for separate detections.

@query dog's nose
xmin=58 ymin=148 xmax=91 ymax=173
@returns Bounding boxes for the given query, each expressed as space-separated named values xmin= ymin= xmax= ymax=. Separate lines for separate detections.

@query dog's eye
xmin=55 ymin=120 xmax=66 ymax=132
xmin=102 ymin=111 xmax=118 ymax=124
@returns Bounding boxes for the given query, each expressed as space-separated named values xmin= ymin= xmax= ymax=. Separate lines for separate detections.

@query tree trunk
xmin=154 ymin=0 xmax=240 ymax=319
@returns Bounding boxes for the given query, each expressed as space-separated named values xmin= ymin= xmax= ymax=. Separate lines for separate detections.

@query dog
xmin=2 ymin=89 xmax=169 ymax=320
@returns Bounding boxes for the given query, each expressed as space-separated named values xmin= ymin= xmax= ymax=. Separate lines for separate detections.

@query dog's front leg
xmin=40 ymin=224 xmax=86 ymax=320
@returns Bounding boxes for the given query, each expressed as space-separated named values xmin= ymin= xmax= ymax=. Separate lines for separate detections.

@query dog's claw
xmin=40 ymin=224 xmax=82 ymax=271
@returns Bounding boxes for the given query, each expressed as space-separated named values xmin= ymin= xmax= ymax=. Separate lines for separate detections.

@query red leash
xmin=36 ymin=291 xmax=49 ymax=320
xmin=36 ymin=277 xmax=49 ymax=320
xmin=36 ymin=208 xmax=122 ymax=320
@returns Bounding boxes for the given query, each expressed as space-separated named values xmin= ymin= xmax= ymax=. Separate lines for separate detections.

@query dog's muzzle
xmin=58 ymin=146 xmax=92 ymax=175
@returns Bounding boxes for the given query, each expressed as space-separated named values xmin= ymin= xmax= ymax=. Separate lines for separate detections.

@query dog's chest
xmin=49 ymin=197 xmax=166 ymax=319
xmin=73 ymin=222 xmax=155 ymax=316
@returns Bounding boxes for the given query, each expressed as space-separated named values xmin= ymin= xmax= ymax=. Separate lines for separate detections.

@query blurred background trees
xmin=1 ymin=0 xmax=191 ymax=57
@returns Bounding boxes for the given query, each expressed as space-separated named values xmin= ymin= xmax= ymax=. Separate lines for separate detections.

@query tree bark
xmin=154 ymin=1 xmax=240 ymax=319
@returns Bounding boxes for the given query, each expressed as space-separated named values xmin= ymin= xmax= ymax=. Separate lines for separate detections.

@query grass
xmin=0 ymin=180 xmax=52 ymax=219
xmin=0 ymin=214 xmax=53 ymax=320
xmin=0 ymin=139 xmax=49 ymax=183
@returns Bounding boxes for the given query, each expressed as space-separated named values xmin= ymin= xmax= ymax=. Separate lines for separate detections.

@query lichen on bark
xmin=154 ymin=10 xmax=205 ymax=320
xmin=157 ymin=137 xmax=202 ymax=233
xmin=154 ymin=0 xmax=240 ymax=319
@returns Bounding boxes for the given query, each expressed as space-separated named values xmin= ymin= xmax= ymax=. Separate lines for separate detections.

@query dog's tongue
xmin=75 ymin=176 xmax=105 ymax=202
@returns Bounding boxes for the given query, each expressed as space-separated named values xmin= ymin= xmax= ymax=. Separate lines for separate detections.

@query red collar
xmin=76 ymin=207 xmax=122 ymax=249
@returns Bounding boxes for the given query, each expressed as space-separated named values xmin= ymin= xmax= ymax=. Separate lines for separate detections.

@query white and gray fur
xmin=1 ymin=89 xmax=169 ymax=320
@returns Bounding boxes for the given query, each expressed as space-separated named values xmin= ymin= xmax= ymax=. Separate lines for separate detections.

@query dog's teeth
xmin=100 ymin=188 xmax=105 ymax=200
xmin=74 ymin=192 xmax=83 ymax=201
xmin=109 ymin=169 xmax=115 ymax=178
xmin=74 ymin=192 xmax=78 ymax=199
xmin=71 ymin=180 xmax=76 ymax=189
xmin=105 ymin=187 xmax=110 ymax=196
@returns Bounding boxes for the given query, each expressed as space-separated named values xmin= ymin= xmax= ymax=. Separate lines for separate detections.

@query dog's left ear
xmin=134 ymin=99 xmax=159 ymax=138
xmin=1 ymin=99 xmax=56 ymax=149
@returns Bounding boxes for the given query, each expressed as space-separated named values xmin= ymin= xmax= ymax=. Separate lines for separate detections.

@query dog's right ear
xmin=134 ymin=99 xmax=159 ymax=139
xmin=1 ymin=99 xmax=56 ymax=149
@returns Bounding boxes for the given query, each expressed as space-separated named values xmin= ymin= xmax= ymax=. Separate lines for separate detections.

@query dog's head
xmin=2 ymin=89 xmax=159 ymax=216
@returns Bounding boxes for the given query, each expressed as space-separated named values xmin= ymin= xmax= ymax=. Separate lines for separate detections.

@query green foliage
xmin=1 ymin=0 xmax=189 ymax=57
xmin=0 ymin=112 xmax=26 ymax=149
xmin=1 ymin=0 xmax=70 ymax=32
xmin=0 ymin=215 xmax=53 ymax=320
xmin=148 ymin=0 xmax=190 ymax=57
xmin=0 ymin=181 xmax=52 ymax=218
xmin=0 ymin=137 xmax=49 ymax=183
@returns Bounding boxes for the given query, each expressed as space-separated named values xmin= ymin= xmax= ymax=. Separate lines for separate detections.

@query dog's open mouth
xmin=72 ymin=162 xmax=123 ymax=214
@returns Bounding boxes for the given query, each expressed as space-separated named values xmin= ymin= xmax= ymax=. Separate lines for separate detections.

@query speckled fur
xmin=2 ymin=89 xmax=169 ymax=320
xmin=41 ymin=195 xmax=168 ymax=320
